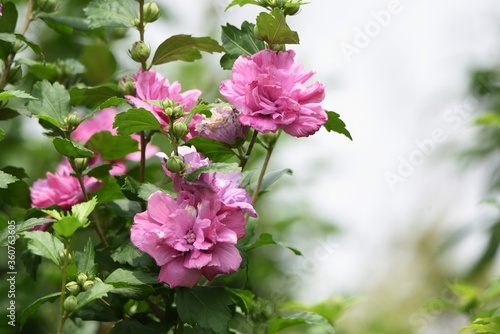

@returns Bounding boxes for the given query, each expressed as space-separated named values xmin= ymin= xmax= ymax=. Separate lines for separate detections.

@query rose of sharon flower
xmin=125 ymin=70 xmax=201 ymax=129
xmin=131 ymin=189 xmax=244 ymax=287
xmin=157 ymin=146 xmax=257 ymax=219
xmin=219 ymin=49 xmax=327 ymax=137
xmin=195 ymin=105 xmax=248 ymax=146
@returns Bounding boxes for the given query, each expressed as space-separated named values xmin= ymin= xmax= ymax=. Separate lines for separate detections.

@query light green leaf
xmin=86 ymin=131 xmax=139 ymax=160
xmin=475 ymin=112 xmax=500 ymax=126
xmin=185 ymin=163 xmax=241 ymax=181
xmin=113 ymin=108 xmax=162 ymax=135
xmin=84 ymin=0 xmax=137 ymax=28
xmin=267 ymin=311 xmax=335 ymax=334
xmin=14 ymin=34 xmax=44 ymax=60
xmin=0 ymin=170 xmax=18 ymax=189
xmin=256 ymin=8 xmax=300 ymax=46
xmin=137 ymin=183 xmax=174 ymax=202
xmin=72 ymin=197 xmax=98 ymax=223
xmin=0 ymin=128 xmax=4 ymax=141
xmin=0 ymin=90 xmax=35 ymax=102
xmin=52 ymin=216 xmax=83 ymax=238
xmin=220 ymin=22 xmax=265 ymax=70
xmin=185 ymin=137 xmax=237 ymax=162
xmin=225 ymin=0 xmax=261 ymax=10
xmin=75 ymin=281 xmax=114 ymax=311
xmin=39 ymin=14 xmax=92 ymax=31
xmin=105 ymin=268 xmax=158 ymax=286
xmin=253 ymin=168 xmax=292 ymax=193
xmin=28 ymin=81 xmax=71 ymax=128
xmin=22 ymin=231 xmax=64 ymax=267
xmin=53 ymin=137 xmax=96 ymax=158
xmin=0 ymin=217 xmax=54 ymax=247
xmin=75 ymin=238 xmax=98 ymax=278
xmin=242 ymin=233 xmax=302 ymax=256
xmin=152 ymin=34 xmax=225 ymax=65
xmin=20 ymin=292 xmax=61 ymax=328
xmin=323 ymin=110 xmax=352 ymax=140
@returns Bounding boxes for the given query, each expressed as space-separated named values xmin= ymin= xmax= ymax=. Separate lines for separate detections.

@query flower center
xmin=183 ymin=230 xmax=196 ymax=244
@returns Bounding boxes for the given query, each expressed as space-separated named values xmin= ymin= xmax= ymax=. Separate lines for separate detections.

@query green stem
xmin=139 ymin=131 xmax=147 ymax=183
xmin=252 ymin=139 xmax=277 ymax=204
xmin=137 ymin=0 xmax=147 ymax=72
xmin=239 ymin=130 xmax=259 ymax=169
xmin=169 ymin=120 xmax=179 ymax=156
xmin=57 ymin=238 xmax=71 ymax=334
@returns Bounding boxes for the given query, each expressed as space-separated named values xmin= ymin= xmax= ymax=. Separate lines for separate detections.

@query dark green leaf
xmin=111 ymin=319 xmax=171 ymax=334
xmin=0 ymin=168 xmax=30 ymax=208
xmin=84 ymin=0 xmax=137 ymax=28
xmin=70 ymin=85 xmax=118 ymax=108
xmin=268 ymin=311 xmax=335 ymax=334
xmin=225 ymin=0 xmax=261 ymax=10
xmin=28 ymin=81 xmax=71 ymax=128
xmin=52 ymin=216 xmax=83 ymax=238
xmin=75 ymin=238 xmax=98 ymax=278
xmin=16 ymin=58 xmax=58 ymax=81
xmin=22 ymin=231 xmax=64 ymax=267
xmin=39 ymin=14 xmax=92 ymax=31
xmin=14 ymin=34 xmax=44 ymax=60
xmin=185 ymin=163 xmax=241 ymax=181
xmin=105 ymin=199 xmax=142 ymax=217
xmin=0 ymin=170 xmax=18 ymax=189
xmin=185 ymin=137 xmax=237 ymax=162
xmin=84 ymin=164 xmax=113 ymax=177
xmin=92 ymin=176 xmax=124 ymax=203
xmin=0 ymin=2 xmax=17 ymax=60
xmin=0 ymin=108 xmax=20 ymax=121
xmin=75 ymin=281 xmax=114 ymax=311
xmin=0 ymin=128 xmax=3 ymax=141
xmin=0 ymin=90 xmax=35 ymax=101
xmin=176 ymin=286 xmax=233 ymax=333
xmin=87 ymin=131 xmax=139 ymax=160
xmin=242 ymin=233 xmax=302 ymax=255
xmin=323 ymin=110 xmax=352 ymax=140
xmin=256 ymin=9 xmax=299 ymax=46
xmin=105 ymin=268 xmax=159 ymax=285
xmin=152 ymin=34 xmax=225 ymax=65
xmin=220 ymin=22 xmax=265 ymax=70
xmin=94 ymin=96 xmax=128 ymax=111
xmin=81 ymin=44 xmax=117 ymax=85
xmin=110 ymin=241 xmax=155 ymax=268
xmin=113 ymin=108 xmax=162 ymax=135
xmin=20 ymin=293 xmax=61 ymax=328
xmin=53 ymin=137 xmax=96 ymax=158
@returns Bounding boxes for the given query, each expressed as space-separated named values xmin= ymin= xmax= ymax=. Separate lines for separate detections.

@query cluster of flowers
xmin=29 ymin=49 xmax=326 ymax=286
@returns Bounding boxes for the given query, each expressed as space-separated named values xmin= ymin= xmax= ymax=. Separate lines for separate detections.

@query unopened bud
xmin=94 ymin=277 xmax=102 ymax=283
xmin=283 ymin=1 xmax=301 ymax=16
xmin=63 ymin=295 xmax=77 ymax=312
xmin=119 ymin=76 xmax=136 ymax=96
xmin=62 ymin=112 xmax=81 ymax=132
xmin=76 ymin=273 xmax=87 ymax=286
xmin=254 ymin=25 xmax=263 ymax=41
xmin=172 ymin=121 xmax=189 ymax=139
xmin=37 ymin=0 xmax=57 ymax=12
xmin=143 ymin=2 xmax=161 ymax=23
xmin=73 ymin=158 xmax=88 ymax=172
xmin=129 ymin=41 xmax=150 ymax=63
xmin=83 ymin=280 xmax=94 ymax=291
xmin=166 ymin=156 xmax=184 ymax=174
xmin=66 ymin=281 xmax=81 ymax=295
xmin=271 ymin=44 xmax=286 ymax=51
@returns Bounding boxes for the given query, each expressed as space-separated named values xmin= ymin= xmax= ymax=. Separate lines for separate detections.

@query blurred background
xmin=2 ymin=0 xmax=500 ymax=333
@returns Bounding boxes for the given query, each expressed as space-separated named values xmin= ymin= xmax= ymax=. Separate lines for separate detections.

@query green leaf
xmin=16 ymin=58 xmax=58 ymax=81
xmin=52 ymin=216 xmax=83 ymax=238
xmin=225 ymin=0 xmax=261 ymax=10
xmin=0 ymin=217 xmax=54 ymax=247
xmin=0 ymin=108 xmax=20 ymax=121
xmin=220 ymin=22 xmax=266 ymax=70
xmin=53 ymin=137 xmax=96 ymax=158
xmin=185 ymin=163 xmax=241 ymax=181
xmin=0 ymin=128 xmax=3 ymax=141
xmin=176 ymin=286 xmax=233 ymax=333
xmin=81 ymin=44 xmax=117 ymax=85
xmin=267 ymin=311 xmax=335 ymax=334
xmin=72 ymin=197 xmax=98 ymax=223
xmin=323 ymin=111 xmax=352 ymax=140
xmin=111 ymin=241 xmax=155 ymax=268
xmin=256 ymin=9 xmax=299 ymax=46
xmin=70 ymin=85 xmax=118 ymax=109
xmin=39 ymin=14 xmax=92 ymax=31
xmin=105 ymin=268 xmax=158 ymax=286
xmin=476 ymin=112 xmax=500 ymax=126
xmin=113 ymin=108 xmax=162 ymax=135
xmin=0 ymin=170 xmax=18 ymax=189
xmin=94 ymin=96 xmax=128 ymax=111
xmin=111 ymin=319 xmax=170 ymax=334
xmin=152 ymin=34 xmax=225 ymax=65
xmin=185 ymin=137 xmax=237 ymax=162
xmin=22 ymin=231 xmax=64 ymax=267
xmin=14 ymin=34 xmax=44 ymax=60
xmin=75 ymin=281 xmax=114 ymax=311
xmin=137 ymin=183 xmax=174 ymax=202
xmin=253 ymin=168 xmax=292 ymax=193
xmin=20 ymin=292 xmax=61 ymax=328
xmin=87 ymin=131 xmax=139 ymax=160
xmin=0 ymin=2 xmax=17 ymax=60
xmin=0 ymin=90 xmax=35 ymax=102
xmin=28 ymin=81 xmax=71 ymax=128
xmin=242 ymin=233 xmax=302 ymax=256
xmin=84 ymin=0 xmax=137 ymax=28
xmin=93 ymin=175 xmax=124 ymax=203
xmin=75 ymin=238 xmax=98 ymax=278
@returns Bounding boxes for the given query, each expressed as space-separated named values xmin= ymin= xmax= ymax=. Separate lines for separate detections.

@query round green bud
xmin=172 ymin=121 xmax=189 ymax=139
xmin=119 ymin=76 xmax=136 ymax=96
xmin=37 ymin=0 xmax=57 ymax=13
xmin=73 ymin=158 xmax=89 ymax=172
xmin=271 ymin=44 xmax=286 ymax=51
xmin=166 ymin=156 xmax=184 ymax=174
xmin=76 ymin=273 xmax=88 ymax=286
xmin=253 ymin=25 xmax=263 ymax=41
xmin=129 ymin=41 xmax=150 ymax=63
xmin=94 ymin=277 xmax=103 ymax=283
xmin=63 ymin=295 xmax=77 ymax=313
xmin=65 ymin=281 xmax=81 ymax=296
xmin=83 ymin=280 xmax=94 ymax=291
xmin=143 ymin=2 xmax=161 ymax=23
xmin=283 ymin=2 xmax=301 ymax=16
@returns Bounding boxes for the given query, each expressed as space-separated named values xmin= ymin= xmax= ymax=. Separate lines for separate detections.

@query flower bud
xmin=73 ymin=158 xmax=88 ymax=172
xmin=283 ymin=1 xmax=301 ymax=16
xmin=94 ymin=277 xmax=102 ymax=283
xmin=172 ymin=121 xmax=189 ymax=139
xmin=143 ymin=2 xmax=161 ymax=23
xmin=62 ymin=112 xmax=81 ymax=132
xmin=129 ymin=41 xmax=150 ymax=63
xmin=253 ymin=25 xmax=263 ymax=41
xmin=119 ymin=76 xmax=136 ymax=96
xmin=82 ymin=280 xmax=94 ymax=291
xmin=37 ymin=0 xmax=57 ymax=13
xmin=166 ymin=156 xmax=184 ymax=174
xmin=76 ymin=273 xmax=88 ymax=286
xmin=65 ymin=281 xmax=81 ymax=296
xmin=63 ymin=295 xmax=77 ymax=312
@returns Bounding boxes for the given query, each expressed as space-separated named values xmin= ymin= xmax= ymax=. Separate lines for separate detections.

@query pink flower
xmin=195 ymin=105 xmax=248 ymax=145
xmin=131 ymin=189 xmax=244 ymax=287
xmin=157 ymin=146 xmax=257 ymax=220
xmin=125 ymin=70 xmax=201 ymax=127
xmin=30 ymin=159 xmax=101 ymax=211
xmin=219 ymin=49 xmax=327 ymax=137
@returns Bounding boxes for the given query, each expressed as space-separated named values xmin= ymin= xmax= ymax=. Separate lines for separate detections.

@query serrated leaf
xmin=225 ymin=0 xmax=261 ymax=10
xmin=176 ymin=286 xmax=233 ymax=333
xmin=0 ymin=217 xmax=54 ymax=247
xmin=267 ymin=311 xmax=335 ymax=334
xmin=52 ymin=216 xmax=83 ymax=238
xmin=152 ymin=34 xmax=225 ymax=65
xmin=84 ymin=0 xmax=137 ymax=28
xmin=185 ymin=137 xmax=237 ymax=162
xmin=75 ymin=238 xmax=98 ymax=278
xmin=53 ymin=137 xmax=96 ymax=158
xmin=87 ymin=131 xmax=139 ymax=160
xmin=75 ymin=281 xmax=114 ymax=311
xmin=220 ymin=22 xmax=265 ymax=70
xmin=0 ymin=170 xmax=18 ymax=189
xmin=28 ymin=81 xmax=70 ymax=128
xmin=113 ymin=108 xmax=162 ymax=135
xmin=242 ymin=233 xmax=302 ymax=255
xmin=22 ymin=231 xmax=64 ymax=267
xmin=323 ymin=110 xmax=352 ymax=140
xmin=72 ymin=197 xmax=98 ymax=223
xmin=105 ymin=268 xmax=158 ymax=285
xmin=256 ymin=9 xmax=299 ymax=46
xmin=70 ymin=85 xmax=118 ymax=109
xmin=20 ymin=292 xmax=61 ymax=328
xmin=185 ymin=163 xmax=241 ymax=181
xmin=0 ymin=90 xmax=35 ymax=102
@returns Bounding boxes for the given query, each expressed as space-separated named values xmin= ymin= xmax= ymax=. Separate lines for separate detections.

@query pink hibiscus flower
xmin=195 ymin=105 xmax=248 ymax=146
xmin=131 ymin=189 xmax=244 ymax=287
xmin=219 ymin=49 xmax=327 ymax=137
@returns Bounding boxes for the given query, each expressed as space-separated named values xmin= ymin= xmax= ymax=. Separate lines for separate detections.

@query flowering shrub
xmin=0 ymin=0 xmax=351 ymax=333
